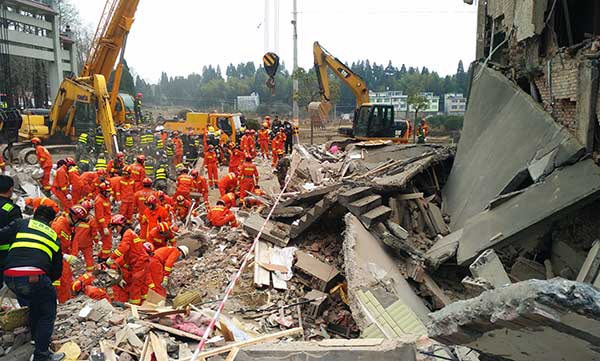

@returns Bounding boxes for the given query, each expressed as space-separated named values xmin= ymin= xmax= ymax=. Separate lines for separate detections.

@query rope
xmin=190 ymin=154 xmax=299 ymax=361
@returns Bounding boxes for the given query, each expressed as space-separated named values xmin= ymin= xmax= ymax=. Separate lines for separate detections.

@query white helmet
xmin=177 ymin=245 xmax=190 ymax=258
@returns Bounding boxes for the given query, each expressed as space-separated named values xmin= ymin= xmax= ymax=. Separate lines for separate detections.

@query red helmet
xmin=158 ymin=222 xmax=171 ymax=234
xmin=142 ymin=242 xmax=155 ymax=254
xmin=65 ymin=157 xmax=76 ymax=167
xmin=116 ymin=152 xmax=125 ymax=159
xmin=176 ymin=195 xmax=185 ymax=203
xmin=250 ymin=130 xmax=256 ymax=135
xmin=244 ymin=130 xmax=250 ymax=135
xmin=142 ymin=177 xmax=153 ymax=187
xmin=110 ymin=214 xmax=127 ymax=227
xmin=265 ymin=115 xmax=271 ymax=120
xmin=156 ymin=190 xmax=165 ymax=199
xmin=190 ymin=169 xmax=199 ymax=177
xmin=208 ymin=145 xmax=214 ymax=150
xmin=97 ymin=168 xmax=107 ymax=177
xmin=99 ymin=181 xmax=111 ymax=193
xmin=145 ymin=195 xmax=158 ymax=206
xmin=137 ymin=155 xmax=146 ymax=164
xmin=69 ymin=205 xmax=88 ymax=222
xmin=80 ymin=200 xmax=93 ymax=211
xmin=245 ymin=155 xmax=253 ymax=161
xmin=123 ymin=165 xmax=132 ymax=175
xmin=31 ymin=137 xmax=42 ymax=145
xmin=136 ymin=92 xmax=143 ymax=99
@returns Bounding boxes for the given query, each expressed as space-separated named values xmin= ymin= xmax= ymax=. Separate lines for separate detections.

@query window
xmin=218 ymin=117 xmax=232 ymax=135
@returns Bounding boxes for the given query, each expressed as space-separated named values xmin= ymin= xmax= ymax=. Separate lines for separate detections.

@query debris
xmin=576 ymin=240 xmax=600 ymax=284
xmin=172 ymin=290 xmax=202 ymax=308
xmin=468 ymin=249 xmax=511 ymax=288
xmin=294 ymin=250 xmax=341 ymax=292
xmin=244 ymin=214 xmax=290 ymax=247
xmin=510 ymin=257 xmax=547 ymax=282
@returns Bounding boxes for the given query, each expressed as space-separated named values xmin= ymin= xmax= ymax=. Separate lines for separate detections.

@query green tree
xmin=408 ymin=92 xmax=429 ymax=143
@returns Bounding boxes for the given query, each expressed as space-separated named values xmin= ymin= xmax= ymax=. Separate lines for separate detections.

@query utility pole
xmin=292 ymin=0 xmax=299 ymax=124
xmin=264 ymin=0 xmax=270 ymax=53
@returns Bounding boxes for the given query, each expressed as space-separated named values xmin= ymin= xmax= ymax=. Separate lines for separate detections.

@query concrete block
xmin=293 ymin=250 xmax=341 ymax=292
xmin=243 ymin=214 xmax=290 ymax=247
xmin=576 ymin=240 xmax=600 ymax=283
xmin=359 ymin=206 xmax=392 ymax=229
xmin=469 ymin=249 xmax=511 ymax=288
xmin=510 ymin=257 xmax=546 ymax=281
xmin=347 ymin=195 xmax=382 ymax=215
xmin=338 ymin=187 xmax=372 ymax=206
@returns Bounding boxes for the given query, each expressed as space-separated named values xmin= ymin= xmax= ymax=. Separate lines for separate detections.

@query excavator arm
xmin=309 ymin=41 xmax=370 ymax=122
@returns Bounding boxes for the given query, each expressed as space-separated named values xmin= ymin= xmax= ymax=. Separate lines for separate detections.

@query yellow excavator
xmin=48 ymin=0 xmax=140 ymax=157
xmin=309 ymin=41 xmax=409 ymax=143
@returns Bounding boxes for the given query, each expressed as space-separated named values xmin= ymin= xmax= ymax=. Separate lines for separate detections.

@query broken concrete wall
xmin=429 ymin=279 xmax=600 ymax=361
xmin=442 ymin=65 xmax=585 ymax=230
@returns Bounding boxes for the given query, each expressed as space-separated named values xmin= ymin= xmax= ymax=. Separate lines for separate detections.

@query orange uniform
xmin=52 ymin=216 xmax=75 ymax=304
xmin=147 ymin=225 xmax=176 ymax=249
xmin=130 ymin=163 xmax=146 ymax=191
xmin=238 ymin=161 xmax=258 ymax=199
xmin=52 ymin=165 xmax=72 ymax=208
xmin=204 ymin=150 xmax=219 ymax=186
xmin=134 ymin=188 xmax=155 ymax=220
xmin=240 ymin=134 xmax=255 ymax=158
xmin=117 ymin=177 xmax=136 ymax=222
xmin=94 ymin=192 xmax=113 ymax=260
xmin=258 ymin=129 xmax=270 ymax=158
xmin=220 ymin=192 xmax=237 ymax=209
xmin=218 ymin=172 xmax=238 ymax=197
xmin=74 ymin=218 xmax=99 ymax=272
xmin=271 ymin=138 xmax=281 ymax=167
xmin=109 ymin=176 xmax=121 ymax=198
xmin=107 ymin=159 xmax=125 ymax=176
xmin=173 ymin=137 xmax=184 ymax=165
xmin=140 ymin=206 xmax=169 ymax=240
xmin=175 ymin=199 xmax=192 ymax=222
xmin=175 ymin=174 xmax=194 ymax=199
xmin=228 ymin=148 xmax=244 ymax=175
xmin=244 ymin=187 xmax=266 ymax=208
xmin=192 ymin=175 xmax=209 ymax=204
xmin=67 ymin=166 xmax=83 ymax=203
xmin=26 ymin=197 xmax=59 ymax=213
xmin=35 ymin=145 xmax=53 ymax=191
xmin=0 ymin=154 xmax=5 ymax=171
xmin=148 ymin=246 xmax=181 ymax=297
xmin=110 ymin=229 xmax=149 ymax=305
xmin=80 ymin=171 xmax=100 ymax=199
xmin=207 ymin=205 xmax=238 ymax=227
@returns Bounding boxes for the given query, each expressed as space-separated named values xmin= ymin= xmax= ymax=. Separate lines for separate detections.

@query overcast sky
xmin=69 ymin=0 xmax=477 ymax=83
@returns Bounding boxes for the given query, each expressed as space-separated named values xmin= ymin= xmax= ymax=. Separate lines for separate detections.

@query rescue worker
xmin=140 ymin=195 xmax=169 ymax=240
xmin=32 ymin=137 xmax=53 ymax=192
xmin=124 ymin=130 xmax=135 ymax=150
xmin=240 ymin=130 xmax=255 ymax=159
xmin=165 ymin=138 xmax=175 ymax=162
xmin=131 ymin=155 xmax=147 ymax=191
xmin=133 ymin=178 xmax=155 ymax=223
xmin=184 ymin=131 xmax=198 ymax=166
xmin=51 ymin=159 xmax=72 ymax=209
xmin=218 ymin=172 xmax=238 ymax=197
xmin=107 ymin=152 xmax=126 ymax=176
xmin=52 ymin=205 xmax=88 ymax=304
xmin=283 ymin=120 xmax=294 ymax=154
xmin=421 ymin=119 xmax=430 ymax=137
xmin=271 ymin=116 xmax=282 ymax=138
xmin=94 ymin=181 xmax=113 ymax=262
xmin=174 ymin=195 xmax=192 ymax=223
xmin=417 ymin=125 xmax=426 ymax=144
xmin=238 ymin=156 xmax=258 ymax=199
xmin=1 ymin=205 xmax=65 ymax=361
xmin=73 ymin=201 xmax=98 ymax=272
xmin=243 ymin=185 xmax=266 ymax=209
xmin=144 ymin=156 xmax=156 ymax=181
xmin=148 ymin=222 xmax=177 ymax=249
xmin=0 ymin=154 xmax=5 ymax=173
xmin=207 ymin=200 xmax=238 ymax=227
xmin=190 ymin=169 xmax=209 ymax=204
xmin=0 ymin=175 xmax=22 ymax=286
xmin=66 ymin=157 xmax=82 ymax=203
xmin=148 ymin=245 xmax=189 ymax=297
xmin=173 ymin=132 xmax=184 ymax=165
xmin=107 ymin=214 xmax=149 ymax=305
xmin=154 ymin=160 xmax=169 ymax=191
xmin=258 ymin=123 xmax=270 ymax=158
xmin=134 ymin=93 xmax=143 ymax=123
xmin=25 ymin=197 xmax=59 ymax=215
xmin=220 ymin=192 xmax=237 ymax=209
xmin=275 ymin=150 xmax=291 ymax=190
xmin=72 ymin=273 xmax=110 ymax=302
xmin=117 ymin=166 xmax=136 ymax=223
xmin=204 ymin=145 xmax=219 ymax=187
xmin=271 ymin=133 xmax=282 ymax=167
xmin=264 ymin=115 xmax=271 ymax=129
xmin=157 ymin=191 xmax=174 ymax=217
xmin=95 ymin=153 xmax=108 ymax=171
xmin=79 ymin=170 xmax=99 ymax=200
xmin=228 ymin=144 xmax=244 ymax=175
xmin=175 ymin=167 xmax=194 ymax=200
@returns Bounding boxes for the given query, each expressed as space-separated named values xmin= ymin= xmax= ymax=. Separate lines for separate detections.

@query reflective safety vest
xmin=166 ymin=144 xmax=174 ymax=156
xmin=11 ymin=219 xmax=59 ymax=261
xmin=145 ymin=164 xmax=155 ymax=177
xmin=95 ymin=134 xmax=105 ymax=146
xmin=155 ymin=167 xmax=167 ymax=181
xmin=95 ymin=158 xmax=107 ymax=170
xmin=141 ymin=134 xmax=153 ymax=145
xmin=156 ymin=138 xmax=164 ymax=149
xmin=78 ymin=133 xmax=89 ymax=145
xmin=125 ymin=135 xmax=134 ymax=148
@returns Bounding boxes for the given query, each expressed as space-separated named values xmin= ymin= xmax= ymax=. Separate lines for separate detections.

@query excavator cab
xmin=353 ymin=104 xmax=398 ymax=138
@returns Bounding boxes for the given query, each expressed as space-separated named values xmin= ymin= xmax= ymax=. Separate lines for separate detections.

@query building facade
xmin=0 ymin=0 xmax=78 ymax=106
xmin=443 ymin=93 xmax=467 ymax=115
xmin=369 ymin=90 xmax=440 ymax=114
xmin=237 ymin=92 xmax=260 ymax=112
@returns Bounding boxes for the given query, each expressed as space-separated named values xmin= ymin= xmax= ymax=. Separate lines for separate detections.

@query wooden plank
xmin=139 ymin=336 xmax=150 ymax=361
xmin=146 ymin=289 xmax=166 ymax=306
xmin=194 ymin=327 xmax=303 ymax=359
xmin=422 ymin=274 xmax=452 ymax=307
xmin=149 ymin=332 xmax=169 ymax=361
xmin=140 ymin=321 xmax=204 ymax=341
xmin=130 ymin=305 xmax=140 ymax=319
xmin=397 ymin=193 xmax=424 ymax=200
xmin=126 ymin=327 xmax=145 ymax=350
xmin=225 ymin=347 xmax=240 ymax=361
xmin=271 ymin=245 xmax=288 ymax=290
xmin=99 ymin=341 xmax=117 ymax=361
xmin=254 ymin=241 xmax=271 ymax=287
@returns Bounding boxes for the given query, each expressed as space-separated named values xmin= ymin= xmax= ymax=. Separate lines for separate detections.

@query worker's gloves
xmin=103 ymin=228 xmax=110 ymax=236
xmin=116 ymin=201 xmax=122 ymax=207
xmin=63 ymin=254 xmax=79 ymax=265
xmin=161 ymin=277 xmax=169 ymax=288
xmin=106 ymin=258 xmax=115 ymax=267
xmin=118 ymin=279 xmax=127 ymax=288
xmin=66 ymin=194 xmax=72 ymax=201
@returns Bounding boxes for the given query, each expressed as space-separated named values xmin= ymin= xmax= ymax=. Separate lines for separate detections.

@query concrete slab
xmin=347 ymin=194 xmax=382 ymax=216
xmin=443 ymin=65 xmax=585 ymax=230
xmin=293 ymin=250 xmax=341 ymax=292
xmin=339 ymin=187 xmax=372 ymax=207
xmin=243 ymin=214 xmax=290 ymax=247
xmin=576 ymin=240 xmax=600 ymax=283
xmin=456 ymin=159 xmax=600 ymax=265
xmin=429 ymin=279 xmax=600 ymax=361
xmin=425 ymin=229 xmax=463 ymax=269
xmin=469 ymin=249 xmax=511 ymax=288
xmin=359 ymin=205 xmax=392 ymax=229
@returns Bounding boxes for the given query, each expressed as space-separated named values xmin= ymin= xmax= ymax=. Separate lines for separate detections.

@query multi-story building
xmin=237 ymin=92 xmax=260 ymax=112
xmin=443 ymin=93 xmax=467 ymax=115
xmin=369 ymin=90 xmax=408 ymax=113
xmin=0 ymin=0 xmax=78 ymax=106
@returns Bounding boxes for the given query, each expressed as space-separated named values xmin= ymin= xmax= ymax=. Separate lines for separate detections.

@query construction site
xmin=1 ymin=0 xmax=600 ymax=360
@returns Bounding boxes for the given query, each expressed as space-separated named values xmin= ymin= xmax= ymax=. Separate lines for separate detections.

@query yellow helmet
xmin=240 ymin=127 xmax=246 ymax=133
xmin=208 ymin=126 xmax=215 ymax=132
xmin=215 ymin=130 xmax=221 ymax=135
